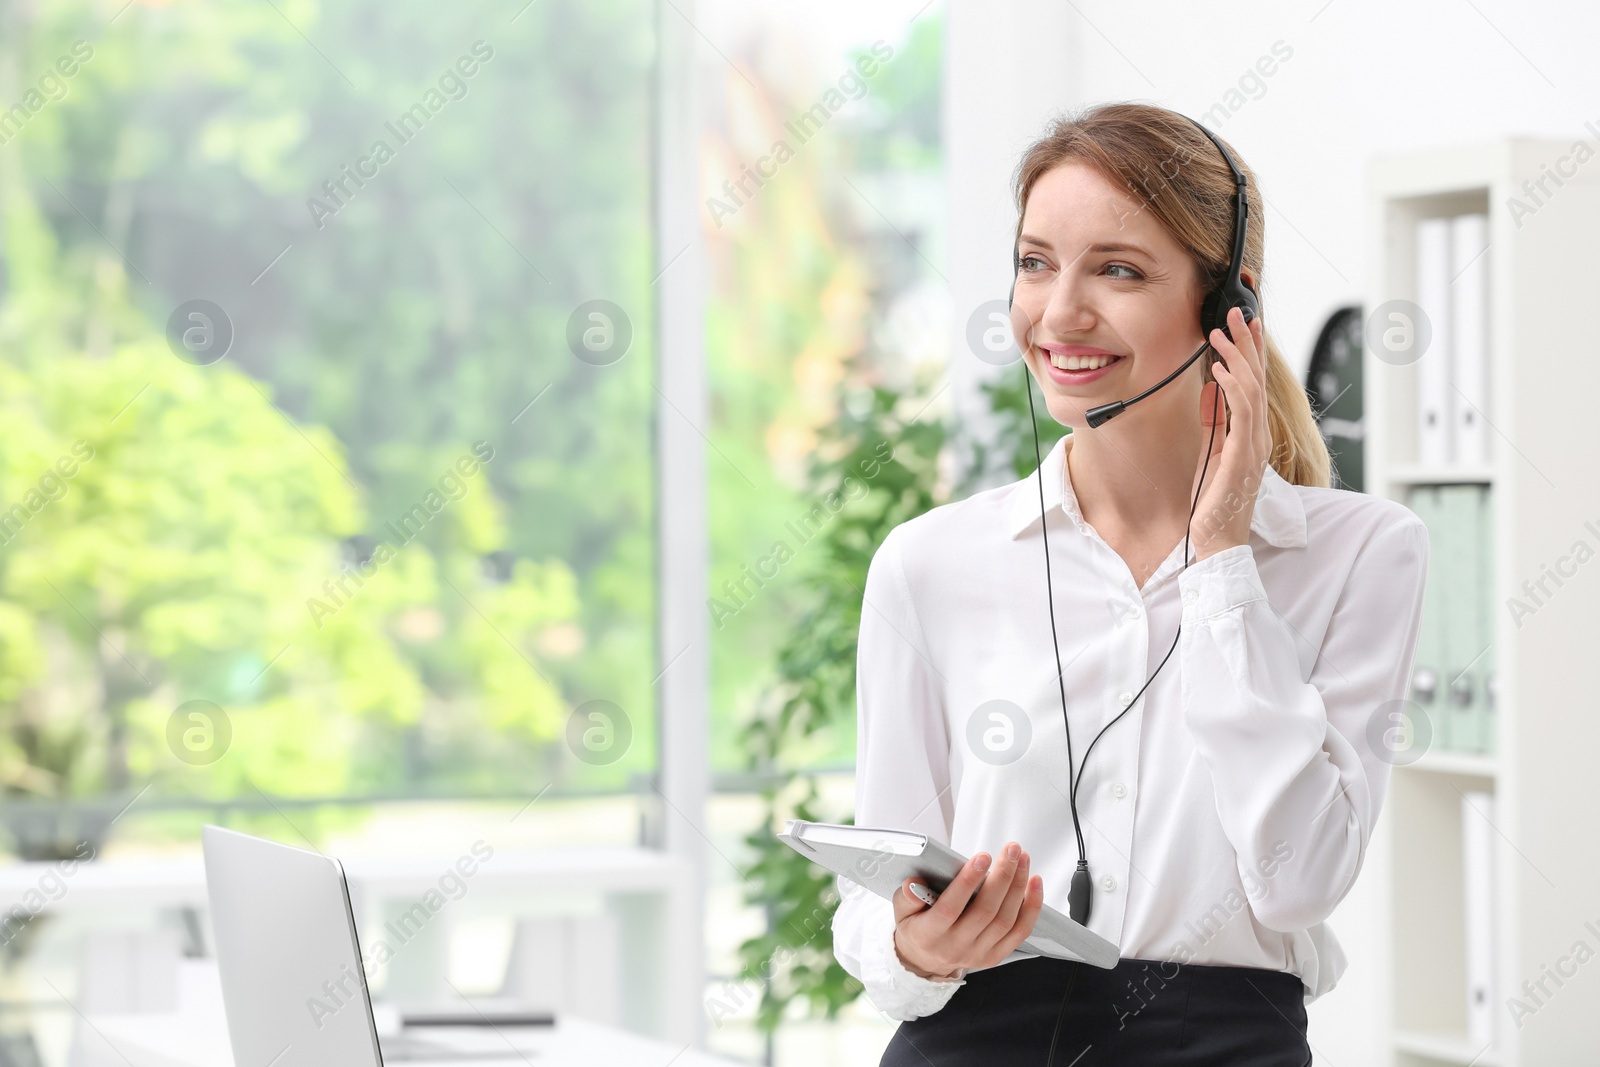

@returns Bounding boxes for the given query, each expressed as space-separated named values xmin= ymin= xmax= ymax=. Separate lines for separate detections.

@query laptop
xmin=201 ymin=825 xmax=537 ymax=1064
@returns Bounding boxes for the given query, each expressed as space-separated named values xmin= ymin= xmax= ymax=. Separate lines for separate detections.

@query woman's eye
xmin=1017 ymin=255 xmax=1140 ymax=278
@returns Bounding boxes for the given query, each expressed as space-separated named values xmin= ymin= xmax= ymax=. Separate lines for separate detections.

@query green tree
xmin=0 ymin=173 xmax=576 ymax=854
xmin=0 ymin=0 xmax=657 ymax=803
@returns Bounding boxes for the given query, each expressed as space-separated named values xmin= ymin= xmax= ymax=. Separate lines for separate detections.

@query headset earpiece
xmin=1200 ymin=273 xmax=1258 ymax=341
xmin=1190 ymin=121 xmax=1258 ymax=343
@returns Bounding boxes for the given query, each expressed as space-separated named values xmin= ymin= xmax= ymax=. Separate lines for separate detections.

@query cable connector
xmin=1068 ymin=860 xmax=1092 ymax=926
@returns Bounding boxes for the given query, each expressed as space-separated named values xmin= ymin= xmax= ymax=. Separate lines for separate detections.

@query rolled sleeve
xmin=1176 ymin=516 xmax=1430 ymax=932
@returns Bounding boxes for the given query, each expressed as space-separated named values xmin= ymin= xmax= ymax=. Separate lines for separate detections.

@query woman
xmin=831 ymin=103 xmax=1429 ymax=1065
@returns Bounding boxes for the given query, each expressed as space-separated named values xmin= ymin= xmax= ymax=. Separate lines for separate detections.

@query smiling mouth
xmin=1046 ymin=350 xmax=1124 ymax=371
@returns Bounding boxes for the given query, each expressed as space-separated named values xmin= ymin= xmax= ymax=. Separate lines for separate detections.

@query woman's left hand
xmin=1189 ymin=305 xmax=1271 ymax=562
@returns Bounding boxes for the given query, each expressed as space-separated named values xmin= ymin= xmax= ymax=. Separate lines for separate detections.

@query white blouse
xmin=831 ymin=430 xmax=1429 ymax=1021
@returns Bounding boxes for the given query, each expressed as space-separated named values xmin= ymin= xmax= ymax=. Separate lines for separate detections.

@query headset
xmin=1005 ymin=115 xmax=1259 ymax=1066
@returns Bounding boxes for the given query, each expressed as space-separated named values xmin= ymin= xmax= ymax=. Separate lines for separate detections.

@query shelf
xmin=1386 ymin=465 xmax=1494 ymax=487
xmin=1402 ymin=750 xmax=1498 ymax=779
xmin=1369 ymin=136 xmax=1600 ymax=1065
xmin=1394 ymin=1029 xmax=1500 ymax=1066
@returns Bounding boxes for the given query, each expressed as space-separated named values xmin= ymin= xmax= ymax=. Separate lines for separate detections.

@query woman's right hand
xmin=891 ymin=841 xmax=1044 ymax=980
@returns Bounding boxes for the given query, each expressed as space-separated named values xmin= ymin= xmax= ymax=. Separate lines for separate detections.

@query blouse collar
xmin=1003 ymin=431 xmax=1308 ymax=549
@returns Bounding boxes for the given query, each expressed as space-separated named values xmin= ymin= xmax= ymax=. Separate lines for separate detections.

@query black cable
xmin=1028 ymin=349 xmax=1225 ymax=1064
xmin=1028 ymin=379 xmax=1085 ymax=863
xmin=1044 ymin=960 xmax=1082 ymax=1067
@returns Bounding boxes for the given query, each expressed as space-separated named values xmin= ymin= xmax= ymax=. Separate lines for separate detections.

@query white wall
xmin=945 ymin=2 xmax=1600 ymax=1063
xmin=946 ymin=0 xmax=1600 ymax=448
xmin=943 ymin=0 xmax=1076 ymax=480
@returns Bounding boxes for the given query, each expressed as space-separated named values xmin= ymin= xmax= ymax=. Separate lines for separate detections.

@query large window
xmin=1 ymin=0 xmax=948 ymax=1059
xmin=0 ymin=0 xmax=658 ymax=848
xmin=702 ymin=2 xmax=946 ymax=774
xmin=696 ymin=3 xmax=945 ymax=1059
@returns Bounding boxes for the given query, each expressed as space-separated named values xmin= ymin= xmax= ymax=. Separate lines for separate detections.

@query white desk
xmin=85 ymin=961 xmax=742 ymax=1067
xmin=92 ymin=1013 xmax=738 ymax=1067
xmin=2 ymin=847 xmax=700 ymax=1042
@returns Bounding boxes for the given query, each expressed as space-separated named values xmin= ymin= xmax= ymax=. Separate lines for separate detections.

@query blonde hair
xmin=1012 ymin=103 xmax=1331 ymax=488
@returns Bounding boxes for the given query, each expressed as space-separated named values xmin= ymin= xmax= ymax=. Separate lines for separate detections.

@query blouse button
xmin=1183 ymin=588 xmax=1199 ymax=603
xmin=1111 ymin=782 xmax=1128 ymax=799
xmin=1100 ymin=874 xmax=1117 ymax=893
xmin=1118 ymin=691 xmax=1133 ymax=707
xmin=1127 ymin=603 xmax=1143 ymax=620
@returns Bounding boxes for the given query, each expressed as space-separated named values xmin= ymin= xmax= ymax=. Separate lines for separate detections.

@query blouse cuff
xmin=1178 ymin=543 xmax=1265 ymax=622
xmin=865 ymin=910 xmax=966 ymax=1019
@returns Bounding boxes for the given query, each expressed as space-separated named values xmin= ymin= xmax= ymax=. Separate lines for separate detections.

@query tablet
xmin=779 ymin=819 xmax=1119 ymax=969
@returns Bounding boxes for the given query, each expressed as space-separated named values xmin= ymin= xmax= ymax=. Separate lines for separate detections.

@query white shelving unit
xmin=1365 ymin=139 xmax=1600 ymax=1065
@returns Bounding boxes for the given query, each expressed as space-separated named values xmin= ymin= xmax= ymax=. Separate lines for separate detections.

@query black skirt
xmin=879 ymin=955 xmax=1311 ymax=1067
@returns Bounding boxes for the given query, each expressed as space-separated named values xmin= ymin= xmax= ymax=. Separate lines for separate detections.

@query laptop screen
xmin=202 ymin=825 xmax=385 ymax=1067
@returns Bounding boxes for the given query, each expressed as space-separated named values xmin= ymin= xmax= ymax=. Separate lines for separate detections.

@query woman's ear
xmin=1239 ymin=268 xmax=1258 ymax=297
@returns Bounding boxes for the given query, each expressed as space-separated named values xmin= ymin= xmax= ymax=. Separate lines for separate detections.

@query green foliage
xmin=0 ymin=137 xmax=579 ymax=863
xmin=739 ymin=382 xmax=949 ymax=769
xmin=847 ymin=16 xmax=942 ymax=173
xmin=970 ymin=363 xmax=1072 ymax=484
xmin=0 ymin=0 xmax=652 ymax=832
xmin=732 ymin=372 xmax=948 ymax=1028
xmin=702 ymin=6 xmax=950 ymax=775
xmin=732 ymin=361 xmax=1066 ymax=1031
xmin=729 ymin=778 xmax=852 ymax=1032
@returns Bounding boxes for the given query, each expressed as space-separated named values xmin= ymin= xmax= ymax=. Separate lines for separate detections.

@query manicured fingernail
xmin=975 ymin=853 xmax=991 ymax=871
xmin=1005 ymin=843 xmax=1020 ymax=861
